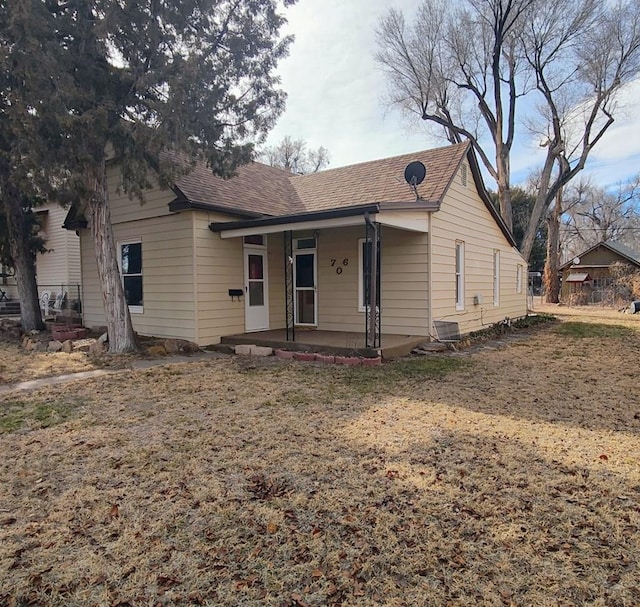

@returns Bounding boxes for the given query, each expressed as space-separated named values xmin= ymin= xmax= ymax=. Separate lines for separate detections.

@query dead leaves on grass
xmin=1 ymin=327 xmax=640 ymax=607
xmin=247 ymin=473 xmax=291 ymax=500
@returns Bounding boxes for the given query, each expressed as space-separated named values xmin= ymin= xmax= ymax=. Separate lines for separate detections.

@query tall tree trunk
xmin=496 ymin=146 xmax=513 ymax=233
xmin=87 ymin=158 xmax=137 ymax=353
xmin=543 ymin=190 xmax=562 ymax=304
xmin=2 ymin=184 xmax=44 ymax=331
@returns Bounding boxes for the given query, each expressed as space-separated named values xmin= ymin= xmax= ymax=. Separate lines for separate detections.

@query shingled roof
xmin=288 ymin=142 xmax=469 ymax=212
xmin=560 ymin=240 xmax=640 ymax=269
xmin=172 ymin=141 xmax=470 ymax=217
xmin=172 ymin=159 xmax=301 ymax=218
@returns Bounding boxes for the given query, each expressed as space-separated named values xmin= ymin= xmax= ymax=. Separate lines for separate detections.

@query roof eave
xmin=465 ymin=149 xmax=518 ymax=249
xmin=559 ymin=241 xmax=640 ymax=270
xmin=210 ymin=203 xmax=382 ymax=233
xmin=168 ymin=186 xmax=266 ymax=219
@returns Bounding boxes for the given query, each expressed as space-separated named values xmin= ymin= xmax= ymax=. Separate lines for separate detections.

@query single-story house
xmin=560 ymin=240 xmax=640 ymax=304
xmin=64 ymin=142 xmax=528 ymax=356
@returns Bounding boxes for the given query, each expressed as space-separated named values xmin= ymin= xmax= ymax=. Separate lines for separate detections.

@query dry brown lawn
xmin=1 ymin=311 xmax=640 ymax=606
xmin=0 ymin=340 xmax=98 ymax=386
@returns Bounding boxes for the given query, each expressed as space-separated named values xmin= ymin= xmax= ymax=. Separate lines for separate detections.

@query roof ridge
xmin=289 ymin=141 xmax=470 ymax=180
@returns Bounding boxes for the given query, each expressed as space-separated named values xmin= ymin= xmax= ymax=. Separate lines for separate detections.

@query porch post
xmin=364 ymin=215 xmax=380 ymax=349
xmin=284 ymin=230 xmax=295 ymax=341
xmin=376 ymin=225 xmax=381 ymax=348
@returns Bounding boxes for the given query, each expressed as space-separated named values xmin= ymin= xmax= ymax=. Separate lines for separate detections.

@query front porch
xmin=210 ymin=203 xmax=435 ymax=352
xmin=221 ymin=328 xmax=427 ymax=359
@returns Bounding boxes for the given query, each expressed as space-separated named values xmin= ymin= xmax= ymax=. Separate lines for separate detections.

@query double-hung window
xmin=120 ymin=241 xmax=143 ymax=313
xmin=455 ymin=241 xmax=465 ymax=310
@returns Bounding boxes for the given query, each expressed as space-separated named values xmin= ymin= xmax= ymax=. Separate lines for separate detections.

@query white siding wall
xmin=36 ymin=203 xmax=81 ymax=291
xmin=430 ymin=160 xmax=528 ymax=335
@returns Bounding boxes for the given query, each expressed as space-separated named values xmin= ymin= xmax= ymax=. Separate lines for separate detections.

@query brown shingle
xmin=291 ymin=142 xmax=469 ymax=211
xmin=172 ymin=142 xmax=469 ymax=217
xmin=174 ymin=160 xmax=302 ymax=217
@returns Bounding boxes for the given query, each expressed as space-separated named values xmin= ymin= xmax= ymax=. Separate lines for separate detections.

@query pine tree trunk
xmin=543 ymin=191 xmax=562 ymax=304
xmin=3 ymin=184 xmax=44 ymax=332
xmin=87 ymin=158 xmax=137 ymax=353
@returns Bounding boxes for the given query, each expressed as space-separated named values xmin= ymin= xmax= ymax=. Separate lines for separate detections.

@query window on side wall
xmin=120 ymin=241 xmax=143 ymax=313
xmin=493 ymin=250 xmax=500 ymax=306
xmin=516 ymin=264 xmax=523 ymax=294
xmin=455 ymin=241 xmax=465 ymax=311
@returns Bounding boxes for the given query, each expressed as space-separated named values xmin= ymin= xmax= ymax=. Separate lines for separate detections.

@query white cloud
xmin=266 ymin=0 xmax=640 ymax=188
xmin=265 ymin=0 xmax=435 ymax=167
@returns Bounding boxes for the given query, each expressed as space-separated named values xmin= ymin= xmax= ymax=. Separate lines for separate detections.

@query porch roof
xmin=209 ymin=201 xmax=437 ymax=238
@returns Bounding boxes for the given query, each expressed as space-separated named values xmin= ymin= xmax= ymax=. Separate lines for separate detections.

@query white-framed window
xmin=358 ymin=238 xmax=380 ymax=312
xmin=243 ymin=235 xmax=267 ymax=247
xmin=516 ymin=264 xmax=523 ymax=294
xmin=455 ymin=241 xmax=465 ymax=310
xmin=294 ymin=237 xmax=316 ymax=250
xmin=493 ymin=250 xmax=500 ymax=306
xmin=119 ymin=240 xmax=143 ymax=313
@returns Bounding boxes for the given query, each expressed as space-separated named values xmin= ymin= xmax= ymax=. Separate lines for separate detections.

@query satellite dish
xmin=573 ymin=256 xmax=581 ymax=265
xmin=404 ymin=161 xmax=426 ymax=186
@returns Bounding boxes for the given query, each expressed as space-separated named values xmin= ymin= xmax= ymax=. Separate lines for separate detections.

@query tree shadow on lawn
xmin=398 ymin=323 xmax=640 ymax=436
xmin=1 ymin=405 xmax=638 ymax=607
xmin=0 ymin=355 xmax=638 ymax=606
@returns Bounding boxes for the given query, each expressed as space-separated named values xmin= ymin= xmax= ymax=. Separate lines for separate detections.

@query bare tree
xmin=519 ymin=0 xmax=640 ymax=261
xmin=375 ymin=0 xmax=640 ymax=260
xmin=261 ymin=136 xmax=329 ymax=174
xmin=376 ymin=0 xmax=535 ymax=231
xmin=561 ymin=177 xmax=640 ymax=256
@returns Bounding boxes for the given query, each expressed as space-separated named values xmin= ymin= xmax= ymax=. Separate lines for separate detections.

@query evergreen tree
xmin=0 ymin=1 xmax=65 ymax=331
xmin=1 ymin=0 xmax=295 ymax=351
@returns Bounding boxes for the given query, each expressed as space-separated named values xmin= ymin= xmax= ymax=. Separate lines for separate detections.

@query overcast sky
xmin=263 ymin=0 xmax=640 ymax=190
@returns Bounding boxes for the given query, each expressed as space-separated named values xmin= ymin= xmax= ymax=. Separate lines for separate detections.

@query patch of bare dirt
xmin=0 ymin=318 xmax=639 ymax=606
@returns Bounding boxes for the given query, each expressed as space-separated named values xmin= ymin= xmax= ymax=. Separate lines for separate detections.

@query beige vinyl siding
xmin=316 ymin=227 xmax=361 ymax=332
xmin=193 ymin=212 xmax=245 ymax=345
xmin=80 ymin=212 xmax=196 ymax=340
xmin=378 ymin=228 xmax=429 ymax=335
xmin=430 ymin=163 xmax=527 ymax=335
xmin=315 ymin=226 xmax=429 ymax=336
xmin=36 ymin=204 xmax=81 ymax=291
xmin=107 ymin=163 xmax=176 ymax=225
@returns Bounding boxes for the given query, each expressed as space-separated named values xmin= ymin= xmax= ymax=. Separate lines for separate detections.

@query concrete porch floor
xmin=220 ymin=328 xmax=428 ymax=359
